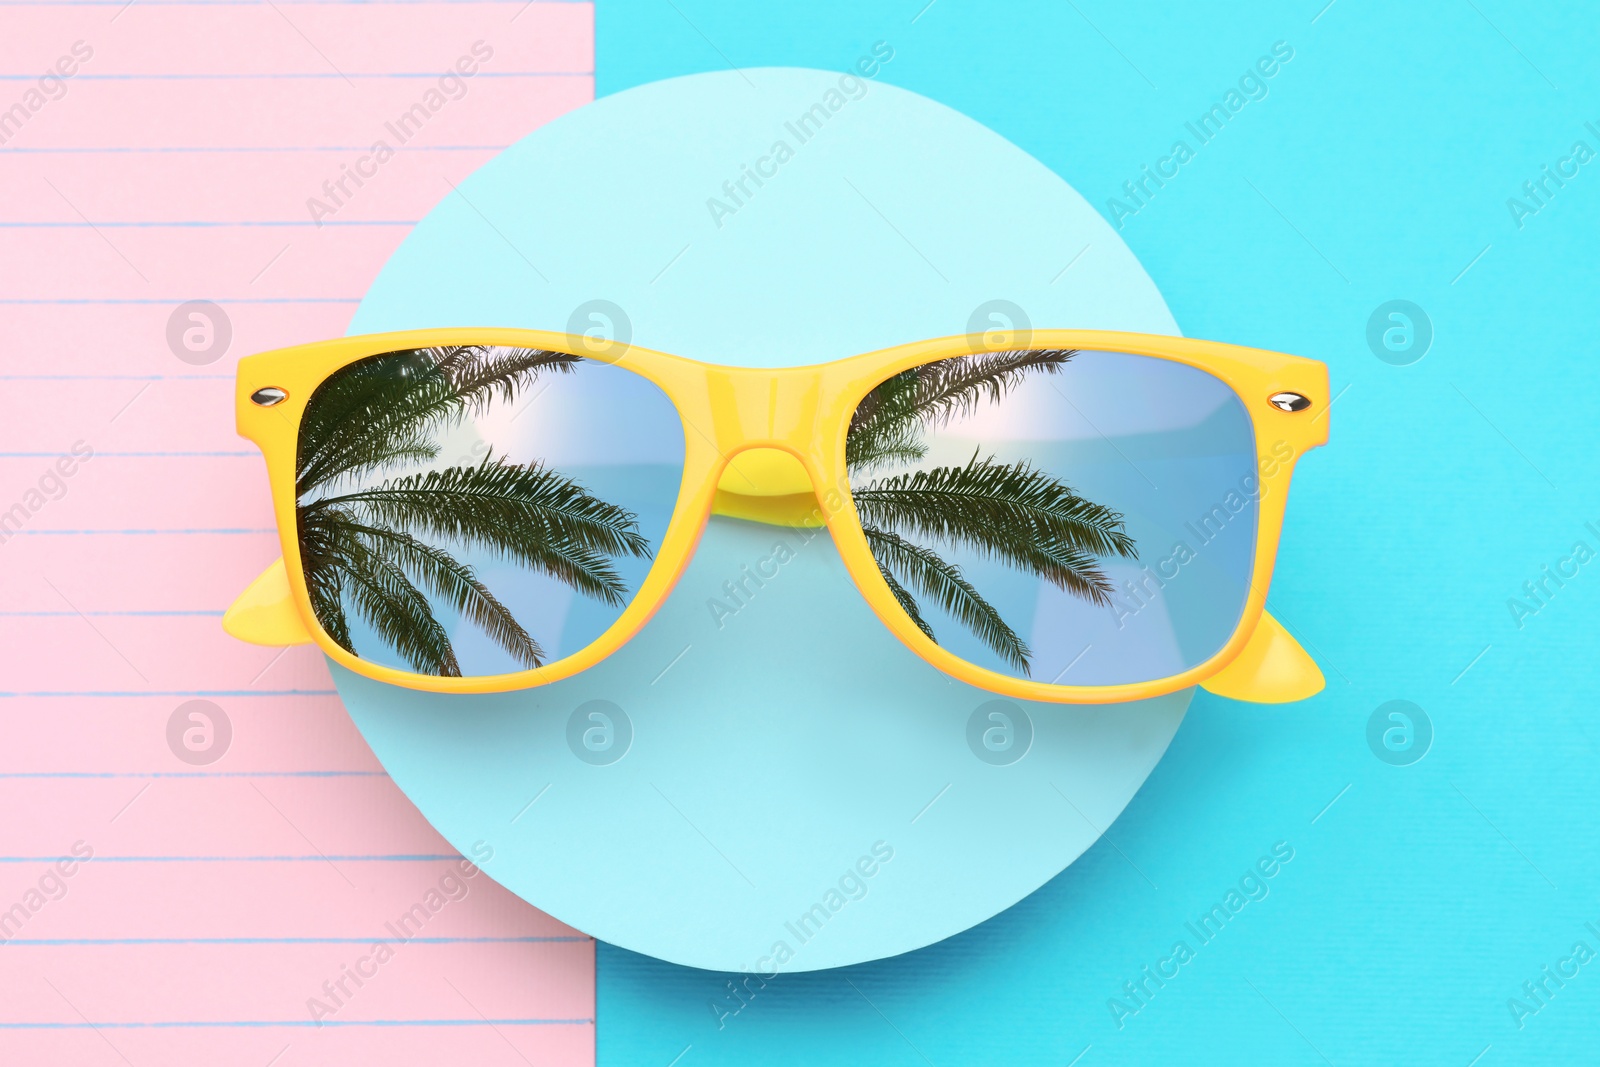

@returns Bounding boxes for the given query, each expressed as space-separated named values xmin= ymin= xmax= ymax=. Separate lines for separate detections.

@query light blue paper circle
xmin=342 ymin=68 xmax=1189 ymax=972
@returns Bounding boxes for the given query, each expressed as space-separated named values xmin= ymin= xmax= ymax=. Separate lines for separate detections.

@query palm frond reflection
xmin=295 ymin=345 xmax=652 ymax=677
xmin=847 ymin=349 xmax=1138 ymax=675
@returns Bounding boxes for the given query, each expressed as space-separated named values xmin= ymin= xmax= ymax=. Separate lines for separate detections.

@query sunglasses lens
xmin=295 ymin=345 xmax=684 ymax=677
xmin=848 ymin=348 xmax=1259 ymax=687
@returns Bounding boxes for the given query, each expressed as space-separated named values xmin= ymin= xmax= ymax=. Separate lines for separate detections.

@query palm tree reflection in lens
xmin=295 ymin=346 xmax=652 ymax=677
xmin=847 ymin=350 xmax=1138 ymax=675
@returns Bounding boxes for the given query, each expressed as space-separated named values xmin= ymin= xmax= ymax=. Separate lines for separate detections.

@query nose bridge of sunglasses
xmin=698 ymin=366 xmax=832 ymax=527
xmin=711 ymin=447 xmax=826 ymax=528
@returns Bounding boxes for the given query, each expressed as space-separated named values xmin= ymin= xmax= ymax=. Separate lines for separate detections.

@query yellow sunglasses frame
xmin=225 ymin=328 xmax=1329 ymax=705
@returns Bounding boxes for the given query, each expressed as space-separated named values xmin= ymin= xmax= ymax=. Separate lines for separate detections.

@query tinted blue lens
xmin=847 ymin=348 xmax=1258 ymax=686
xmin=297 ymin=345 xmax=685 ymax=677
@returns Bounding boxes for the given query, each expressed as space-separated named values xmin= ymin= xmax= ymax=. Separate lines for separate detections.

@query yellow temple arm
xmin=222 ymin=558 xmax=313 ymax=647
xmin=1199 ymin=611 xmax=1324 ymax=703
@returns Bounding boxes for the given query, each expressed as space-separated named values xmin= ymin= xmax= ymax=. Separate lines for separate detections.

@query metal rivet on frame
xmin=1268 ymin=391 xmax=1312 ymax=413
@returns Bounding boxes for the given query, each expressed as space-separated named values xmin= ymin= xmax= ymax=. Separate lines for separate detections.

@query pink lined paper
xmin=0 ymin=3 xmax=596 ymax=1063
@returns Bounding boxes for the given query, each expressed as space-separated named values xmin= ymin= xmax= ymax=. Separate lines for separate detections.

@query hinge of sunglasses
xmin=1199 ymin=611 xmax=1324 ymax=704
xmin=222 ymin=558 xmax=314 ymax=646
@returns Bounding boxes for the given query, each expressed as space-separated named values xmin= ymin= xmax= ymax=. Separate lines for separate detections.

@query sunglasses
xmin=224 ymin=328 xmax=1328 ymax=705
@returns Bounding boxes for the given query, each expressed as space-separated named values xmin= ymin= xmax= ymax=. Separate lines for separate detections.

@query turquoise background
xmin=595 ymin=1 xmax=1600 ymax=1064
